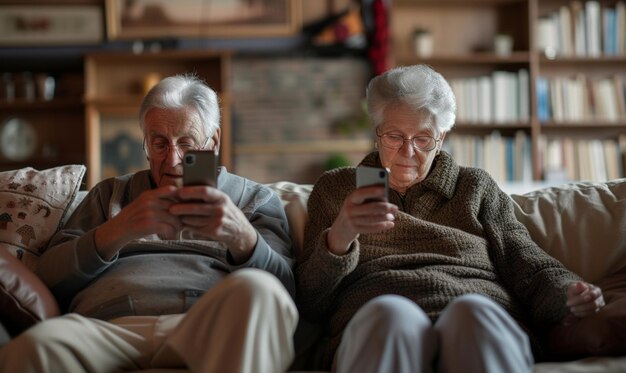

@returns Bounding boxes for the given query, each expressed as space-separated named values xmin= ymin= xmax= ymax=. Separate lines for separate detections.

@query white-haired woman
xmin=296 ymin=65 xmax=604 ymax=373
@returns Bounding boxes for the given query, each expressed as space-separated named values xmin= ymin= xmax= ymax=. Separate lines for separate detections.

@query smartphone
xmin=356 ymin=166 xmax=389 ymax=202
xmin=183 ymin=150 xmax=217 ymax=187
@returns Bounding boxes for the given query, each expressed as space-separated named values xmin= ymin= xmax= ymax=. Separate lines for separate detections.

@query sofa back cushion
xmin=511 ymin=178 xmax=626 ymax=282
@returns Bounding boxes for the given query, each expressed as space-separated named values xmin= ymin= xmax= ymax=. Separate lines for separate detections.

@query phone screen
xmin=183 ymin=150 xmax=217 ymax=187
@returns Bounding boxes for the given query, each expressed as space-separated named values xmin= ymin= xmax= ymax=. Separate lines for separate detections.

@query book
xmin=518 ymin=69 xmax=529 ymax=122
xmin=571 ymin=1 xmax=588 ymax=56
xmin=586 ymin=1 xmax=602 ymax=57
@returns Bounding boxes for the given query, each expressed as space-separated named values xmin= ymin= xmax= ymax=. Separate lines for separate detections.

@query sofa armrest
xmin=0 ymin=249 xmax=59 ymax=337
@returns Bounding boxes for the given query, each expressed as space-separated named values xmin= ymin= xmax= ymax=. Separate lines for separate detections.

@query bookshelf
xmin=390 ymin=0 xmax=626 ymax=183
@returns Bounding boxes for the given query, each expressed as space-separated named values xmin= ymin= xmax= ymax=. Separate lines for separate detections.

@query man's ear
xmin=211 ymin=128 xmax=221 ymax=155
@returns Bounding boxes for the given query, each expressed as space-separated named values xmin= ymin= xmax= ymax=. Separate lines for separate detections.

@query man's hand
xmin=94 ymin=186 xmax=182 ymax=260
xmin=171 ymin=186 xmax=258 ymax=264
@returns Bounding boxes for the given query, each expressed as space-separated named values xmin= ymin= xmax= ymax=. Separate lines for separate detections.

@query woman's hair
xmin=139 ymin=74 xmax=220 ymax=138
xmin=366 ymin=64 xmax=456 ymax=134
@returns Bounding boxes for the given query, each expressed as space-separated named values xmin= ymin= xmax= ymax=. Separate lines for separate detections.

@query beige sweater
xmin=295 ymin=151 xmax=580 ymax=368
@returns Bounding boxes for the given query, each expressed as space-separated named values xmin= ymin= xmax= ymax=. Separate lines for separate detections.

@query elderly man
xmin=0 ymin=74 xmax=297 ymax=373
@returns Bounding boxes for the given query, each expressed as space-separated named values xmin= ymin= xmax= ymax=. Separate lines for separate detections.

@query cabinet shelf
xmin=0 ymin=98 xmax=83 ymax=110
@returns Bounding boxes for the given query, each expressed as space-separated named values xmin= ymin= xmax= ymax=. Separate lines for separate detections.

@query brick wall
xmin=230 ymin=56 xmax=373 ymax=184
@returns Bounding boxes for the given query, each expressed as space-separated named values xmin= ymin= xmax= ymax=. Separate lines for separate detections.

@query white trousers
xmin=335 ymin=294 xmax=533 ymax=373
xmin=0 ymin=268 xmax=298 ymax=373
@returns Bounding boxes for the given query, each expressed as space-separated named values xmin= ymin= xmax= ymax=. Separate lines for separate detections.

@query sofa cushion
xmin=0 ymin=165 xmax=84 ymax=336
xmin=0 ymin=248 xmax=59 ymax=336
xmin=266 ymin=181 xmax=313 ymax=257
xmin=0 ymin=165 xmax=86 ymax=271
xmin=544 ymin=265 xmax=626 ymax=358
xmin=511 ymin=178 xmax=626 ymax=283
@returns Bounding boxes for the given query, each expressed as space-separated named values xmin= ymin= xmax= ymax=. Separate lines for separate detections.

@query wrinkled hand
xmin=170 ymin=186 xmax=258 ymax=263
xmin=565 ymin=281 xmax=605 ymax=320
xmin=327 ymin=185 xmax=397 ymax=255
xmin=95 ymin=186 xmax=182 ymax=260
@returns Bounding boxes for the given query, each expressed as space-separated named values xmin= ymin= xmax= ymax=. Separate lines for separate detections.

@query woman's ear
xmin=437 ymin=132 xmax=447 ymax=155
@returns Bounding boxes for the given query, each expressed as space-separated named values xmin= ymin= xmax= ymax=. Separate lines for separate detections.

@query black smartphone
xmin=356 ymin=166 xmax=389 ymax=202
xmin=183 ymin=150 xmax=217 ymax=187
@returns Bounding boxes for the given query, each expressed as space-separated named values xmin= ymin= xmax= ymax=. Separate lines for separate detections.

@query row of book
xmin=536 ymin=74 xmax=626 ymax=122
xmin=443 ymin=131 xmax=533 ymax=183
xmin=537 ymin=1 xmax=626 ymax=57
xmin=540 ymin=135 xmax=626 ymax=181
xmin=449 ymin=70 xmax=529 ymax=124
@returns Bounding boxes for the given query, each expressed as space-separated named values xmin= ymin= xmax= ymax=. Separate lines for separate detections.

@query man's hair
xmin=139 ymin=73 xmax=221 ymax=138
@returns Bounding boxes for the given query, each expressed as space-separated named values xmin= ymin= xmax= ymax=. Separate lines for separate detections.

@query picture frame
xmin=105 ymin=0 xmax=302 ymax=40
xmin=0 ymin=5 xmax=103 ymax=46
xmin=86 ymin=108 xmax=148 ymax=187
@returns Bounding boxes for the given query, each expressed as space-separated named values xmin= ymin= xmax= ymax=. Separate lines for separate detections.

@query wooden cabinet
xmin=391 ymin=0 xmax=626 ymax=183
xmin=0 ymin=62 xmax=85 ymax=173
xmin=84 ymin=50 xmax=231 ymax=188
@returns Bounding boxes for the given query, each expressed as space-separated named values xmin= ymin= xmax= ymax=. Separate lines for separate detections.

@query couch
xmin=1 ymin=165 xmax=625 ymax=372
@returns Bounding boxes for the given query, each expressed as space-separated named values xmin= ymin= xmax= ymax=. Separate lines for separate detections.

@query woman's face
xmin=376 ymin=101 xmax=445 ymax=193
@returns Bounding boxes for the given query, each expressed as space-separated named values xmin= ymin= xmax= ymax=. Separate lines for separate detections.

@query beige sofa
xmin=1 ymin=166 xmax=625 ymax=372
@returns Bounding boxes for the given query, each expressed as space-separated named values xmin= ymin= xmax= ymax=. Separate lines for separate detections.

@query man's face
xmin=143 ymin=107 xmax=219 ymax=187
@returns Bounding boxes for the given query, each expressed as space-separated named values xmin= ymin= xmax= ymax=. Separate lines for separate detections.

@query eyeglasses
xmin=143 ymin=136 xmax=210 ymax=159
xmin=376 ymin=127 xmax=440 ymax=152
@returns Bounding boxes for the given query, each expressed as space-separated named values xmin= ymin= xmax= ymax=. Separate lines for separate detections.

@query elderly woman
xmin=295 ymin=65 xmax=605 ymax=373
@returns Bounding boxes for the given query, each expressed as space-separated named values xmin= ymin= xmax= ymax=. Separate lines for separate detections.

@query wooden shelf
xmin=0 ymin=98 xmax=83 ymax=110
xmin=397 ymin=51 xmax=531 ymax=66
xmin=391 ymin=0 xmax=626 ymax=182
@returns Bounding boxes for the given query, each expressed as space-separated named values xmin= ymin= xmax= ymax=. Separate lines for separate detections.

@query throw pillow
xmin=0 ymin=165 xmax=86 ymax=271
xmin=511 ymin=178 xmax=626 ymax=283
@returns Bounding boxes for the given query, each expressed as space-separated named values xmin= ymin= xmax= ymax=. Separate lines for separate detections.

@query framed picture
xmin=0 ymin=5 xmax=103 ymax=46
xmin=86 ymin=108 xmax=149 ymax=187
xmin=106 ymin=0 xmax=301 ymax=40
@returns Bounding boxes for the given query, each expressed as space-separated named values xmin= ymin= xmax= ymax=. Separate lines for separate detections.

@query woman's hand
xmin=170 ymin=186 xmax=258 ymax=264
xmin=565 ymin=281 xmax=605 ymax=319
xmin=327 ymin=185 xmax=397 ymax=255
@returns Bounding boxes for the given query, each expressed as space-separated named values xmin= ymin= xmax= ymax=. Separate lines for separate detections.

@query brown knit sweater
xmin=295 ymin=151 xmax=581 ymax=369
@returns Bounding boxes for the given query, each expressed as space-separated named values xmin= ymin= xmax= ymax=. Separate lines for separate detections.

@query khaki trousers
xmin=0 ymin=269 xmax=298 ymax=373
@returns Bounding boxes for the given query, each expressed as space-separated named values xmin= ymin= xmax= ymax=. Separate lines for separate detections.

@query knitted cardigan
xmin=295 ymin=151 xmax=581 ymax=369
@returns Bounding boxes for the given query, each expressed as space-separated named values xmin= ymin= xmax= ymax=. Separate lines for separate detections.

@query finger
xmin=178 ymin=185 xmax=220 ymax=202
xmin=569 ymin=296 xmax=605 ymax=316
xmin=148 ymin=185 xmax=179 ymax=200
xmin=566 ymin=283 xmax=602 ymax=307
xmin=567 ymin=281 xmax=588 ymax=297
xmin=351 ymin=185 xmax=388 ymax=204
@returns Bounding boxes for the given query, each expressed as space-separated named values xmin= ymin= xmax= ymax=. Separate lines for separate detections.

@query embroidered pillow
xmin=0 ymin=165 xmax=86 ymax=271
